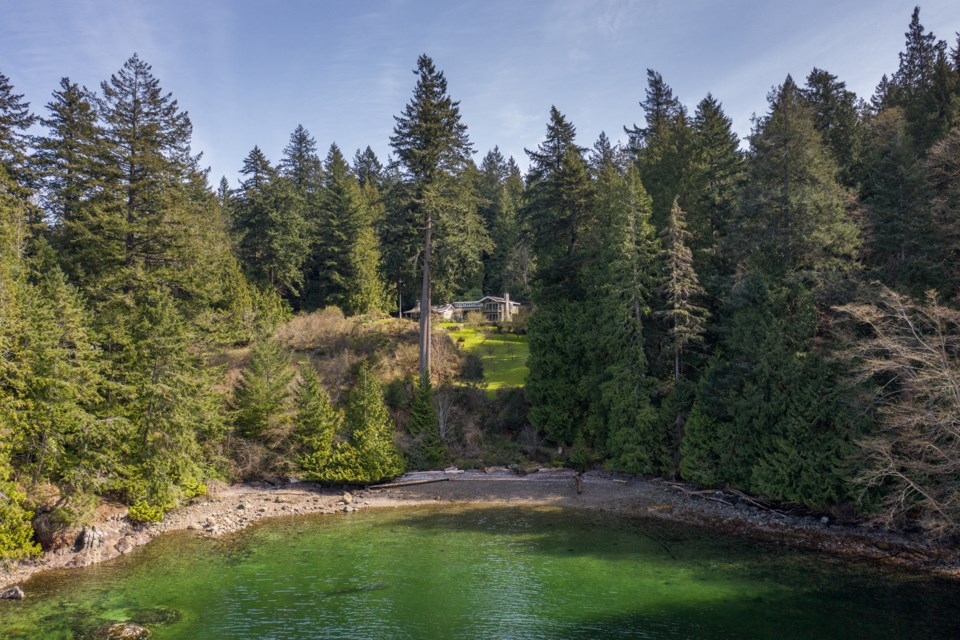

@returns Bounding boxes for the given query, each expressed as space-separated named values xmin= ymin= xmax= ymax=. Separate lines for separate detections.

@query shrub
xmin=0 ymin=473 xmax=41 ymax=561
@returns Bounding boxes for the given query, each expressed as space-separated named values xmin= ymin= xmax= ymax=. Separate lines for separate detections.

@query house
xmin=404 ymin=293 xmax=521 ymax=323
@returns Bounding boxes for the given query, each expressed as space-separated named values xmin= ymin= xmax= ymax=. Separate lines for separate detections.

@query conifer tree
xmin=802 ymin=68 xmax=863 ymax=186
xmin=0 ymin=70 xmax=37 ymax=194
xmin=390 ymin=54 xmax=476 ymax=382
xmin=525 ymin=110 xmax=596 ymax=445
xmin=927 ymin=124 xmax=960 ymax=299
xmin=590 ymin=164 xmax=661 ymax=470
xmin=0 ymin=168 xmax=40 ymax=560
xmin=304 ymin=144 xmax=352 ymax=308
xmin=353 ymin=146 xmax=383 ymax=188
xmin=294 ymin=364 xmax=342 ymax=479
xmin=686 ymin=94 xmax=743 ymax=291
xmin=477 ymin=149 xmax=529 ymax=298
xmin=217 ymin=176 xmax=232 ymax=207
xmin=730 ymin=76 xmax=859 ymax=278
xmin=279 ymin=124 xmax=323 ymax=194
xmin=343 ymin=219 xmax=389 ymax=316
xmin=683 ymin=78 xmax=861 ymax=508
xmin=338 ymin=363 xmax=403 ymax=482
xmin=232 ymin=338 xmax=294 ymax=440
xmin=233 ymin=146 xmax=309 ymax=297
xmin=626 ymin=70 xmax=693 ymax=228
xmin=408 ymin=376 xmax=444 ymax=467
xmin=657 ymin=198 xmax=708 ymax=382
xmin=34 ymin=78 xmax=106 ymax=240
xmin=887 ymin=7 xmax=954 ymax=148
xmin=860 ymin=108 xmax=930 ymax=293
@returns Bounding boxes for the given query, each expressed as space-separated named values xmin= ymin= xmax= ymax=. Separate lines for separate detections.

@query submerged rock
xmin=130 ymin=606 xmax=182 ymax=625
xmin=96 ymin=622 xmax=150 ymax=639
xmin=0 ymin=586 xmax=24 ymax=600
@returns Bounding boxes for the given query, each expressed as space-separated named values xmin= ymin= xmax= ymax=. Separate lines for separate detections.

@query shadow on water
xmin=382 ymin=505 xmax=960 ymax=638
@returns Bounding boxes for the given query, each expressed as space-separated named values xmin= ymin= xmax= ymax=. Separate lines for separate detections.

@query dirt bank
xmin=2 ymin=467 xmax=958 ymax=592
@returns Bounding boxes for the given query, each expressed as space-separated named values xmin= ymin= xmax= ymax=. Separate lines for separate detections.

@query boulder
xmin=115 ymin=537 xmax=136 ymax=555
xmin=0 ymin=586 xmax=24 ymax=600
xmin=341 ymin=492 xmax=353 ymax=504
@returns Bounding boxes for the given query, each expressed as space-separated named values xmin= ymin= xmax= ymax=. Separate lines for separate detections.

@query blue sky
xmin=2 ymin=1 xmax=958 ymax=185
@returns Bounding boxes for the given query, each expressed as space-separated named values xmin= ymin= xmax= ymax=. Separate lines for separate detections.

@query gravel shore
xmin=2 ymin=467 xmax=958 ymax=592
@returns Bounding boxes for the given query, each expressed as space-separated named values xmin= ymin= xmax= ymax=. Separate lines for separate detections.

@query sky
xmin=2 ymin=1 xmax=959 ymax=186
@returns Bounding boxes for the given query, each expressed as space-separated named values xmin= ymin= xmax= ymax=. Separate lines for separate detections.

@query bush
xmin=460 ymin=353 xmax=484 ymax=382
xmin=0 ymin=473 xmax=41 ymax=561
xmin=128 ymin=501 xmax=167 ymax=524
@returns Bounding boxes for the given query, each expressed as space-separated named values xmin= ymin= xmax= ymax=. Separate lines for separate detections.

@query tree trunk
xmin=419 ymin=210 xmax=432 ymax=382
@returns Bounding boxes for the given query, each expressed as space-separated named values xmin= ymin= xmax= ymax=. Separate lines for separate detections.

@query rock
xmin=115 ymin=537 xmax=135 ymax=555
xmin=129 ymin=606 xmax=182 ymax=625
xmin=343 ymin=505 xmax=355 ymax=513
xmin=205 ymin=516 xmax=217 ymax=525
xmin=96 ymin=622 xmax=151 ymax=639
xmin=820 ymin=516 xmax=831 ymax=525
xmin=237 ymin=502 xmax=249 ymax=510
xmin=341 ymin=492 xmax=353 ymax=504
xmin=74 ymin=526 xmax=105 ymax=552
xmin=0 ymin=586 xmax=24 ymax=600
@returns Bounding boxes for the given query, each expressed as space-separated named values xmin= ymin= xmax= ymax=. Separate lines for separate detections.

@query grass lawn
xmin=442 ymin=323 xmax=529 ymax=393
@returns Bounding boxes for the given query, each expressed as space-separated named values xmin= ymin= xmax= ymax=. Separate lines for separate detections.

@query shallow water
xmin=1 ymin=506 xmax=958 ymax=639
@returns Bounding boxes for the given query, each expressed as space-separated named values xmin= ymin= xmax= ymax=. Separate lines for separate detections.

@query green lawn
xmin=443 ymin=324 xmax=529 ymax=393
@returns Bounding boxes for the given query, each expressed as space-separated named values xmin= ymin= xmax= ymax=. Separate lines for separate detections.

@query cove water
xmin=1 ymin=506 xmax=958 ymax=639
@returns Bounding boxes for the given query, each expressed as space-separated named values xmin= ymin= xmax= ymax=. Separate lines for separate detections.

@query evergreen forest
xmin=2 ymin=7 xmax=960 ymax=560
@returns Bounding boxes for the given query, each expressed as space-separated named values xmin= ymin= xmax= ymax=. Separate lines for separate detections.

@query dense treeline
xmin=2 ymin=7 xmax=960 ymax=560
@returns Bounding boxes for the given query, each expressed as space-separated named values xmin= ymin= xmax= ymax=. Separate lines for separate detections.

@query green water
xmin=2 ymin=506 xmax=958 ymax=639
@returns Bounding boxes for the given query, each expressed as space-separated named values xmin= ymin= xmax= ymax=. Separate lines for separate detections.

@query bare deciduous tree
xmin=838 ymin=285 xmax=960 ymax=538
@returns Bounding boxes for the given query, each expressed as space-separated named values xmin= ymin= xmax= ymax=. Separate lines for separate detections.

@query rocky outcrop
xmin=0 ymin=586 xmax=24 ymax=600
xmin=74 ymin=525 xmax=106 ymax=552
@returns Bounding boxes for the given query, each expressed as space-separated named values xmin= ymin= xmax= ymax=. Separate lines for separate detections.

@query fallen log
xmin=728 ymin=489 xmax=788 ymax=519
xmin=369 ymin=477 xmax=452 ymax=490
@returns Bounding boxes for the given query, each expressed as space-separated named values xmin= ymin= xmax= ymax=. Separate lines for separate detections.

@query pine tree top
xmin=390 ymin=54 xmax=472 ymax=183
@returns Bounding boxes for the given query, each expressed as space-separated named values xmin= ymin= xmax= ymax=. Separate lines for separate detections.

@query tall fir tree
xmin=353 ymin=146 xmax=383 ymax=189
xmin=686 ymin=94 xmax=743 ymax=297
xmin=0 ymin=70 xmax=37 ymax=196
xmin=802 ymin=68 xmax=863 ymax=186
xmin=656 ymin=198 xmax=708 ymax=383
xmin=279 ymin=124 xmax=323 ymax=194
xmin=626 ymin=70 xmax=693 ymax=228
xmin=859 ymin=108 xmax=931 ymax=293
xmin=233 ymin=146 xmax=309 ymax=297
xmin=589 ymin=162 xmax=661 ymax=471
xmin=390 ymin=54 xmax=479 ymax=381
xmin=525 ymin=110 xmax=596 ymax=445
xmin=683 ymin=77 xmax=862 ymax=508
xmin=729 ymin=76 xmax=859 ymax=279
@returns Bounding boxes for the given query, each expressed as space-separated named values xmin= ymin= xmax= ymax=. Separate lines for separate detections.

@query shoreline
xmin=3 ymin=468 xmax=958 ymax=592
